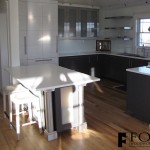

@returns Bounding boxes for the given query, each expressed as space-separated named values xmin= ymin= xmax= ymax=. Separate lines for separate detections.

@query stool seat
xmin=11 ymin=91 xmax=38 ymax=104
xmin=4 ymin=84 xmax=28 ymax=94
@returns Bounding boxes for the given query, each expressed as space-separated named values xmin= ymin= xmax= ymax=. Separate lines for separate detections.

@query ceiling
xmin=0 ymin=0 xmax=149 ymax=12
xmin=58 ymin=0 xmax=150 ymax=8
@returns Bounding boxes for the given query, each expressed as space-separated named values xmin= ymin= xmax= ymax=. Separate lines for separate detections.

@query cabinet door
xmin=96 ymin=55 xmax=102 ymax=77
xmin=89 ymin=55 xmax=101 ymax=77
xmin=88 ymin=10 xmax=99 ymax=37
xmin=19 ymin=1 xmax=58 ymax=63
xmin=101 ymin=55 xmax=129 ymax=83
xmin=130 ymin=58 xmax=148 ymax=68
xmin=42 ymin=2 xmax=58 ymax=58
xmin=59 ymin=56 xmax=90 ymax=74
xmin=59 ymin=56 xmax=80 ymax=71
xmin=101 ymin=55 xmax=110 ymax=81
xmin=26 ymin=30 xmax=43 ymax=59
xmin=58 ymin=7 xmax=64 ymax=37
xmin=69 ymin=55 xmax=90 ymax=74
xmin=80 ymin=8 xmax=99 ymax=38
xmin=69 ymin=8 xmax=77 ymax=37
xmin=19 ymin=1 xmax=28 ymax=61
xmin=20 ymin=30 xmax=43 ymax=60
xmin=80 ymin=9 xmax=87 ymax=37
xmin=19 ymin=1 xmax=43 ymax=60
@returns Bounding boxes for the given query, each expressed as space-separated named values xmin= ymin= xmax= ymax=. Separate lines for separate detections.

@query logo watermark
xmin=118 ymin=132 xmax=150 ymax=147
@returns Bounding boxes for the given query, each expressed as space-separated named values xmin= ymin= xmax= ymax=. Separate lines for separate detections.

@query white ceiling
xmin=58 ymin=0 xmax=150 ymax=8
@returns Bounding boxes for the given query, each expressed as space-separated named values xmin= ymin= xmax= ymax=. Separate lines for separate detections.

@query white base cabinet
xmin=21 ymin=57 xmax=58 ymax=66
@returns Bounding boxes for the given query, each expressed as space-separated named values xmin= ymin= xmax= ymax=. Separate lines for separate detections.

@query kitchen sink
xmin=118 ymin=53 xmax=146 ymax=58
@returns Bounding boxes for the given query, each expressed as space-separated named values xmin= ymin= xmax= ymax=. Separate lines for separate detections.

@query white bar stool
xmin=3 ymin=84 xmax=42 ymax=140
xmin=3 ymin=84 xmax=29 ymax=118
xmin=10 ymin=91 xmax=42 ymax=140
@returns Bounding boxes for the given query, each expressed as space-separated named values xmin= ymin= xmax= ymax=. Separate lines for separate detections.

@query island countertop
xmin=5 ymin=63 xmax=100 ymax=91
xmin=126 ymin=66 xmax=150 ymax=76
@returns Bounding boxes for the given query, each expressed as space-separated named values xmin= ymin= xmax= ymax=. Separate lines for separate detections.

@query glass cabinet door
xmin=58 ymin=6 xmax=99 ymax=38
xmin=91 ymin=10 xmax=99 ymax=37
xmin=80 ymin=9 xmax=87 ymax=37
xmin=69 ymin=8 xmax=77 ymax=37
xmin=58 ymin=7 xmax=64 ymax=37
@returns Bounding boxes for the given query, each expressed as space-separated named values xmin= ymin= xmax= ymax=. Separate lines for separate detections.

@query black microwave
xmin=96 ymin=40 xmax=111 ymax=51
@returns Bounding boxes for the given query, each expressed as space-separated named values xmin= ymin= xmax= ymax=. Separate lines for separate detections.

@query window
xmin=137 ymin=18 xmax=150 ymax=47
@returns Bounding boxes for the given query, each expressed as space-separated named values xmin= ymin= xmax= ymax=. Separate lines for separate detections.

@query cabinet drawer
xmin=27 ymin=57 xmax=58 ymax=65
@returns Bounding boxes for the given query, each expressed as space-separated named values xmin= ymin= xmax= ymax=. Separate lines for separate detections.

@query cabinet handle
xmin=129 ymin=59 xmax=132 ymax=67
xmin=35 ymin=59 xmax=52 ymax=62
xmin=24 ymin=36 xmax=27 ymax=55
xmin=129 ymin=59 xmax=131 ymax=67
xmin=89 ymin=57 xmax=90 ymax=63
xmin=130 ymin=60 xmax=132 ymax=67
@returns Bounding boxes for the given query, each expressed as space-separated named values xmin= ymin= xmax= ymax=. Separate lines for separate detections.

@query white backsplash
xmin=110 ymin=40 xmax=134 ymax=53
xmin=58 ymin=39 xmax=97 ymax=54
xmin=137 ymin=48 xmax=150 ymax=57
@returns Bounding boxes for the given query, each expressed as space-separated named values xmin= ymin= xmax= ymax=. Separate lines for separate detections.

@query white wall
xmin=59 ymin=4 xmax=150 ymax=55
xmin=0 ymin=14 xmax=10 ymax=90
xmin=100 ymin=4 xmax=150 ymax=55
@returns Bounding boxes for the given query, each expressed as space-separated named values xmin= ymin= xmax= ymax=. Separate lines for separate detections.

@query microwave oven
xmin=96 ymin=40 xmax=111 ymax=51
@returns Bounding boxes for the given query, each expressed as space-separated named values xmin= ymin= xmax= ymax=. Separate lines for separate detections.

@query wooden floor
xmin=0 ymin=80 xmax=150 ymax=150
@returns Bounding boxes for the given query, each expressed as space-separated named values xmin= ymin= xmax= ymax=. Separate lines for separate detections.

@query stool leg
xmin=3 ymin=92 xmax=6 ymax=118
xmin=21 ymin=104 xmax=24 ymax=114
xmin=37 ymin=100 xmax=42 ymax=132
xmin=16 ymin=104 xmax=20 ymax=140
xmin=9 ymin=95 xmax=13 ymax=129
xmin=28 ymin=102 xmax=32 ymax=123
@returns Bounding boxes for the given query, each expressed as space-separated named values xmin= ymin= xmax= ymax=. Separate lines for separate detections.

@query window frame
xmin=136 ymin=17 xmax=150 ymax=49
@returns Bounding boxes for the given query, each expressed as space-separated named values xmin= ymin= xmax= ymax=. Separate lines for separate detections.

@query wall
xmin=100 ymin=4 xmax=150 ymax=55
xmin=0 ymin=13 xmax=10 ymax=90
xmin=59 ymin=4 xmax=150 ymax=55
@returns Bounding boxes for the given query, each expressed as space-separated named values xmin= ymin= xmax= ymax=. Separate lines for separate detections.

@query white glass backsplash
xmin=58 ymin=39 xmax=96 ymax=54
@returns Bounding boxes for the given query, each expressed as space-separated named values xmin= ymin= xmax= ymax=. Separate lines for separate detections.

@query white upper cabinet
xmin=42 ymin=3 xmax=58 ymax=58
xmin=19 ymin=1 xmax=58 ymax=65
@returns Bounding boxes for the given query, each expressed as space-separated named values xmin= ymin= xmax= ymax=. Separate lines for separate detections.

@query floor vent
xmin=113 ymin=85 xmax=126 ymax=91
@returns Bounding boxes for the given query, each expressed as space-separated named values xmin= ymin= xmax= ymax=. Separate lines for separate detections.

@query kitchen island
xmin=126 ymin=66 xmax=150 ymax=123
xmin=5 ymin=63 xmax=100 ymax=141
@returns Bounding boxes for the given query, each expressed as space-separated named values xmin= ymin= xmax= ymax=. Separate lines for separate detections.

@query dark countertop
xmin=59 ymin=51 xmax=150 ymax=61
